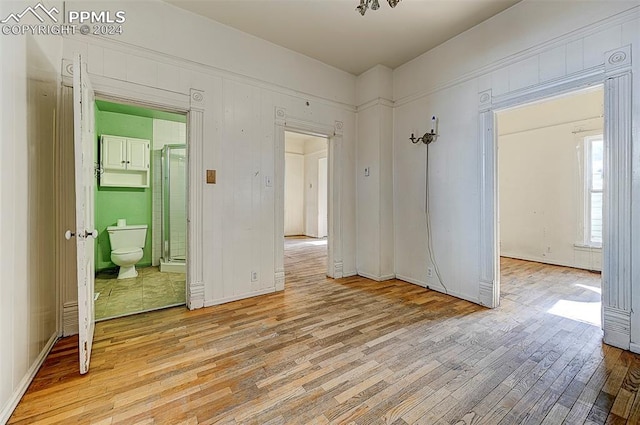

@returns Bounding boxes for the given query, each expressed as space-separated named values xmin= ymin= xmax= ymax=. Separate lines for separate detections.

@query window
xmin=585 ymin=135 xmax=603 ymax=246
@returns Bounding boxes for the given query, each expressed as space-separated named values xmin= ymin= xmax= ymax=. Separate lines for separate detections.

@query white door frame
xmin=477 ymin=46 xmax=633 ymax=350
xmin=318 ymin=156 xmax=329 ymax=238
xmin=59 ymin=62 xmax=206 ymax=332
xmin=274 ymin=107 xmax=344 ymax=287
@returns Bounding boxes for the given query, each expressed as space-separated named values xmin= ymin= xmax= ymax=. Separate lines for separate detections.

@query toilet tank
xmin=107 ymin=224 xmax=148 ymax=250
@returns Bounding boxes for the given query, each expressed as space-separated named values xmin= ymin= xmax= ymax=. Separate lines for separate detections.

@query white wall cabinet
xmin=100 ymin=135 xmax=150 ymax=187
xmin=126 ymin=139 xmax=150 ymax=171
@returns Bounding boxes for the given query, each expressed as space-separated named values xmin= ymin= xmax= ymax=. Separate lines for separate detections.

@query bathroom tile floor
xmin=94 ymin=266 xmax=186 ymax=321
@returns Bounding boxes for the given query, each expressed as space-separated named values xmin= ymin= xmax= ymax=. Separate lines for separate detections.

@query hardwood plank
xmin=9 ymin=241 xmax=640 ymax=425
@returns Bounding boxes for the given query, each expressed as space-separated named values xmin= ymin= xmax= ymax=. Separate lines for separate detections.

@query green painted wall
xmin=95 ymin=109 xmax=153 ymax=271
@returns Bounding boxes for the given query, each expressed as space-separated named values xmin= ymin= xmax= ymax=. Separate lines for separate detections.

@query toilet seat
xmin=113 ymin=247 xmax=142 ymax=255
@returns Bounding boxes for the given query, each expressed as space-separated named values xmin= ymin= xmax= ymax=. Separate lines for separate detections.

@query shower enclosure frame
xmin=160 ymin=143 xmax=187 ymax=272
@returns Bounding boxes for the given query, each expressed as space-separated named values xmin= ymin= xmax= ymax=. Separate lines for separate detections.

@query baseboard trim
xmin=187 ymin=280 xmax=205 ymax=310
xmin=159 ymin=260 xmax=186 ymax=274
xmin=500 ymin=253 xmax=601 ymax=272
xmin=333 ymin=261 xmax=344 ymax=279
xmin=603 ymin=305 xmax=631 ymax=350
xmin=630 ymin=343 xmax=640 ymax=354
xmin=357 ymin=271 xmax=396 ymax=282
xmin=395 ymin=274 xmax=480 ymax=305
xmin=275 ymin=270 xmax=285 ymax=291
xmin=204 ymin=287 xmax=276 ymax=307
xmin=479 ymin=279 xmax=500 ymax=309
xmin=63 ymin=302 xmax=78 ymax=336
xmin=0 ymin=332 xmax=58 ymax=424
xmin=396 ymin=274 xmax=445 ymax=293
xmin=342 ymin=270 xmax=357 ymax=278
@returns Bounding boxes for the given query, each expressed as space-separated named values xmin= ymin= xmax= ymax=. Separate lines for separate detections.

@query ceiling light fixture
xmin=356 ymin=0 xmax=401 ymax=16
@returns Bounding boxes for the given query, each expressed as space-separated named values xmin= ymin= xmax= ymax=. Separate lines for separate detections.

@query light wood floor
xmin=10 ymin=238 xmax=640 ymax=424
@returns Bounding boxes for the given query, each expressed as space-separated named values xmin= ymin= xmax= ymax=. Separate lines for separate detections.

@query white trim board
xmin=395 ymin=274 xmax=450 ymax=298
xmin=63 ymin=302 xmax=79 ymax=337
xmin=204 ymin=287 xmax=276 ymax=307
xmin=357 ymin=97 xmax=394 ymax=111
xmin=357 ymin=271 xmax=396 ymax=282
xmin=478 ymin=45 xmax=633 ymax=350
xmin=59 ymin=65 xmax=206 ymax=319
xmin=500 ymin=254 xmax=602 ymax=272
xmin=62 ymin=34 xmax=356 ymax=113
xmin=396 ymin=274 xmax=479 ymax=305
xmin=394 ymin=6 xmax=639 ymax=106
xmin=0 ymin=333 xmax=58 ymax=424
xmin=275 ymin=109 xmax=345 ymax=287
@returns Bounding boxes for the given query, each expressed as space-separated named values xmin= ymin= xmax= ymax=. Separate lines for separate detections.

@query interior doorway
xmin=283 ymin=131 xmax=329 ymax=282
xmin=495 ymin=86 xmax=604 ymax=327
xmin=92 ymin=99 xmax=188 ymax=321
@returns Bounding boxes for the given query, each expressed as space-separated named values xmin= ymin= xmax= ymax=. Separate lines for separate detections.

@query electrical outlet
xmin=251 ymin=271 xmax=258 ymax=282
xmin=427 ymin=267 xmax=434 ymax=278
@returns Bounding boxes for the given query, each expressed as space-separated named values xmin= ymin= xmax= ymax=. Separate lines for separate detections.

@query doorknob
xmin=64 ymin=230 xmax=75 ymax=240
xmin=84 ymin=229 xmax=98 ymax=239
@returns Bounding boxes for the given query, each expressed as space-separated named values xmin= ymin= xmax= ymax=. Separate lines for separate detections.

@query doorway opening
xmin=93 ymin=99 xmax=188 ymax=321
xmin=283 ymin=131 xmax=329 ymax=282
xmin=496 ymin=86 xmax=604 ymax=327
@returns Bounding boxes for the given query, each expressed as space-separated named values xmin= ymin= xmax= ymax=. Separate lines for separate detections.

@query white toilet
xmin=107 ymin=224 xmax=148 ymax=279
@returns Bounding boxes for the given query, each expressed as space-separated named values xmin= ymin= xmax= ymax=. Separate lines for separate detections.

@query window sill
xmin=573 ymin=243 xmax=602 ymax=251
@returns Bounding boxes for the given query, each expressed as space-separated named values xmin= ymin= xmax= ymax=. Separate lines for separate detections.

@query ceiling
xmin=164 ymin=0 xmax=521 ymax=76
xmin=285 ymin=130 xmax=326 ymax=145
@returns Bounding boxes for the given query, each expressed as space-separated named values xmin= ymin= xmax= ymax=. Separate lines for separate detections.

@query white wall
xmin=498 ymin=88 xmax=604 ymax=271
xmin=5 ymin=0 xmax=636 ymax=419
xmin=303 ymin=137 xmax=328 ymax=238
xmin=393 ymin=2 xmax=639 ymax=305
xmin=60 ymin=0 xmax=357 ymax=312
xmin=68 ymin=1 xmax=355 ymax=106
xmin=0 ymin=1 xmax=62 ymax=421
xmin=356 ymin=65 xmax=395 ymax=281
xmin=284 ymin=138 xmax=305 ymax=236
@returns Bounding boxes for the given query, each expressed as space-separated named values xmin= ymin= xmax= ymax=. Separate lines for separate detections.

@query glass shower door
xmin=161 ymin=144 xmax=187 ymax=265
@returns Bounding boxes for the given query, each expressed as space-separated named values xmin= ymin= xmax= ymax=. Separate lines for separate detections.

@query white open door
xmin=318 ymin=157 xmax=328 ymax=238
xmin=72 ymin=53 xmax=97 ymax=374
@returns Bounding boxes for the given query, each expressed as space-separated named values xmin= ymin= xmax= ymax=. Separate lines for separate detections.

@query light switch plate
xmin=206 ymin=170 xmax=216 ymax=184
xmin=364 ymin=167 xmax=370 ymax=177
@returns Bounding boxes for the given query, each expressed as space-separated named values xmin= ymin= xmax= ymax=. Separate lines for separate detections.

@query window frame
xmin=584 ymin=134 xmax=603 ymax=247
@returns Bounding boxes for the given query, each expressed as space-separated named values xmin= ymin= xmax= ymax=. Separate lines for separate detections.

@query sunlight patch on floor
xmin=305 ymin=239 xmax=327 ymax=246
xmin=575 ymin=283 xmax=601 ymax=294
xmin=547 ymin=299 xmax=601 ymax=327
xmin=286 ymin=238 xmax=327 ymax=247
